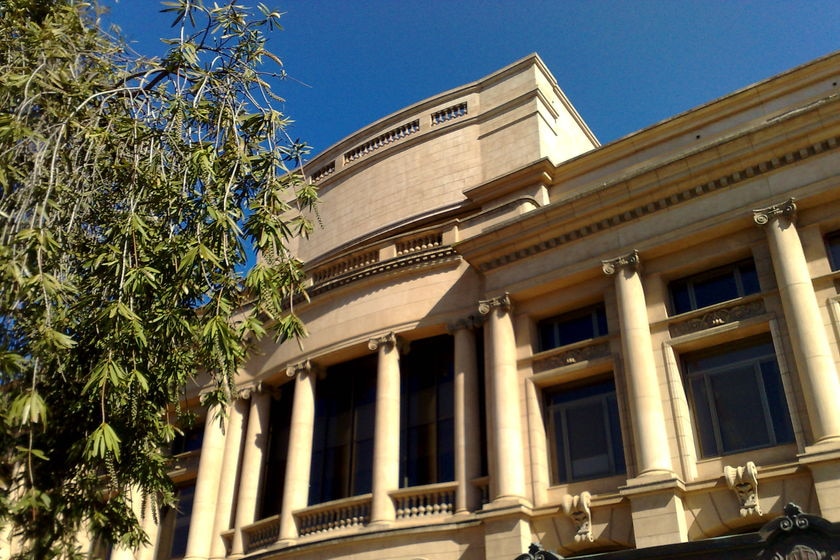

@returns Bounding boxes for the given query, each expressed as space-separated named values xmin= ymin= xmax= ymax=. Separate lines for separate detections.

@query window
xmin=260 ymin=382 xmax=295 ymax=518
xmin=682 ymin=335 xmax=794 ymax=458
xmin=309 ymin=354 xmax=377 ymax=504
xmin=538 ymin=303 xmax=608 ymax=352
xmin=825 ymin=230 xmax=840 ymax=271
xmin=400 ymin=335 xmax=455 ymax=487
xmin=669 ymin=259 xmax=760 ymax=315
xmin=157 ymin=484 xmax=195 ymax=560
xmin=544 ymin=378 xmax=625 ymax=483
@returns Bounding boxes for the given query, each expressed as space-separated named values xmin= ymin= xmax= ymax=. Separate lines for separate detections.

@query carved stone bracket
xmin=561 ymin=491 xmax=594 ymax=543
xmin=514 ymin=543 xmax=564 ymax=560
xmin=753 ymin=197 xmax=797 ymax=227
xmin=368 ymin=332 xmax=408 ymax=353
xmin=478 ymin=293 xmax=512 ymax=315
xmin=601 ymin=250 xmax=640 ymax=276
xmin=724 ymin=461 xmax=762 ymax=517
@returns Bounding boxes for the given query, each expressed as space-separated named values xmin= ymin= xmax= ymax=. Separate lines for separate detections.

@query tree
xmin=0 ymin=1 xmax=316 ymax=556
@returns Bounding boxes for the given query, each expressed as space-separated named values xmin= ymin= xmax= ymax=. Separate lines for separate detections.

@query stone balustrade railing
xmin=396 ymin=232 xmax=443 ymax=256
xmin=295 ymin=494 xmax=372 ymax=537
xmin=391 ymin=482 xmax=457 ymax=520
xmin=241 ymin=515 xmax=280 ymax=554
xmin=306 ymin=100 xmax=470 ymax=183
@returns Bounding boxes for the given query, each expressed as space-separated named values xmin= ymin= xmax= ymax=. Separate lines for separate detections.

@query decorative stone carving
xmin=532 ymin=342 xmax=610 ymax=373
xmin=478 ymin=293 xmax=512 ymax=315
xmin=286 ymin=359 xmax=312 ymax=378
xmin=601 ymin=250 xmax=640 ymax=276
xmin=757 ymin=503 xmax=840 ymax=560
xmin=561 ymin=491 xmax=593 ymax=543
xmin=724 ymin=461 xmax=762 ymax=517
xmin=238 ymin=382 xmax=263 ymax=400
xmin=669 ymin=299 xmax=765 ymax=337
xmin=368 ymin=332 xmax=408 ymax=354
xmin=753 ymin=197 xmax=797 ymax=226
xmin=514 ymin=543 xmax=564 ymax=560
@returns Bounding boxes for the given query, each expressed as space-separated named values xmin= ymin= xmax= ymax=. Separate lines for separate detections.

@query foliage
xmin=0 ymin=1 xmax=316 ymax=556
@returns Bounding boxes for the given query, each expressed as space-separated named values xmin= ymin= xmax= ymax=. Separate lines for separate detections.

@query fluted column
xmin=278 ymin=360 xmax=317 ymax=544
xmin=209 ymin=397 xmax=248 ymax=559
xmin=184 ymin=404 xmax=228 ymax=560
xmin=478 ymin=293 xmax=527 ymax=502
xmin=369 ymin=332 xmax=403 ymax=525
xmin=450 ymin=318 xmax=482 ymax=513
xmin=603 ymin=251 xmax=673 ymax=475
xmin=230 ymin=387 xmax=271 ymax=557
xmin=754 ymin=199 xmax=840 ymax=444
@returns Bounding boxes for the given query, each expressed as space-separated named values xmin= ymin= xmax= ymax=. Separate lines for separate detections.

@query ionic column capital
xmin=478 ymin=292 xmax=512 ymax=316
xmin=285 ymin=359 xmax=319 ymax=379
xmin=238 ymin=382 xmax=265 ymax=400
xmin=602 ymin=250 xmax=640 ymax=276
xmin=368 ymin=332 xmax=407 ymax=353
xmin=753 ymin=197 xmax=797 ymax=227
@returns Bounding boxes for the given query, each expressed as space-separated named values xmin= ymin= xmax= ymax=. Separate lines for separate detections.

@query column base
xmin=620 ymin=473 xmax=687 ymax=548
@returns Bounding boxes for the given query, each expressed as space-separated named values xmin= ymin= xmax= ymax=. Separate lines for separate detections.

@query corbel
xmin=561 ymin=491 xmax=593 ymax=542
xmin=724 ymin=461 xmax=762 ymax=517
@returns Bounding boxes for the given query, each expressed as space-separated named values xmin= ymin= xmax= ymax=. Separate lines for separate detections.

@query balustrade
xmin=295 ymin=495 xmax=372 ymax=537
xmin=391 ymin=483 xmax=457 ymax=520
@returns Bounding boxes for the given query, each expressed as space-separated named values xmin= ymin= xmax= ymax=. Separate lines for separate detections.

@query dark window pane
xmin=544 ymin=378 xmax=625 ymax=483
xmin=683 ymin=335 xmax=793 ymax=457
xmin=669 ymin=259 xmax=760 ymax=315
xmin=826 ymin=231 xmax=840 ymax=271
xmin=538 ymin=303 xmax=607 ymax=351
xmin=399 ymin=335 xmax=455 ymax=487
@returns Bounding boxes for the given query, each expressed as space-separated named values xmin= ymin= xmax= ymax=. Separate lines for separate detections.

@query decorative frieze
xmin=724 ymin=461 xmax=762 ymax=517
xmin=561 ymin=491 xmax=594 ymax=543
xmin=669 ymin=299 xmax=765 ymax=337
xmin=476 ymin=134 xmax=840 ymax=272
xmin=601 ymin=250 xmax=640 ymax=276
xmin=478 ymin=292 xmax=512 ymax=315
xmin=532 ymin=341 xmax=610 ymax=373
xmin=753 ymin=197 xmax=797 ymax=227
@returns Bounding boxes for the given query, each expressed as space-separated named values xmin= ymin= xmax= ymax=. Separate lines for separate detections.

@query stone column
xmin=478 ymin=293 xmax=527 ymax=503
xmin=450 ymin=318 xmax=482 ymax=514
xmin=184 ymin=404 xmax=227 ymax=560
xmin=230 ymin=387 xmax=271 ymax=557
xmin=602 ymin=251 xmax=673 ymax=476
xmin=754 ymin=199 xmax=840 ymax=445
xmin=136 ymin=498 xmax=160 ymax=560
xmin=369 ymin=332 xmax=403 ymax=525
xmin=209 ymin=397 xmax=248 ymax=559
xmin=605 ymin=251 xmax=686 ymax=547
xmin=278 ymin=360 xmax=317 ymax=544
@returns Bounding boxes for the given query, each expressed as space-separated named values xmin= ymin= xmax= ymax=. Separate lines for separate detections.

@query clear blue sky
xmin=104 ymin=1 xmax=839 ymax=158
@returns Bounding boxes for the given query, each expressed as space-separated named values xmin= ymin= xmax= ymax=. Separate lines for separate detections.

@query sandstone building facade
xmin=115 ymin=51 xmax=840 ymax=560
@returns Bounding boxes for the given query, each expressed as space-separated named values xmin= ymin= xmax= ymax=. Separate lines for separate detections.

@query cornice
xmin=456 ymin=112 xmax=840 ymax=273
xmin=308 ymin=246 xmax=460 ymax=298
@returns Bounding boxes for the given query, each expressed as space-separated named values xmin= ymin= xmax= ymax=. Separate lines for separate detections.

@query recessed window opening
xmin=538 ymin=303 xmax=608 ymax=352
xmin=669 ymin=259 xmax=760 ymax=315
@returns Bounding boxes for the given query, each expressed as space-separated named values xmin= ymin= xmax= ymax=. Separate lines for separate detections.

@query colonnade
xmin=128 ymin=198 xmax=840 ymax=559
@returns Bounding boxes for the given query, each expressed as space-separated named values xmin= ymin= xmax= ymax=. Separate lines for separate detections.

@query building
xmin=118 ymin=51 xmax=840 ymax=560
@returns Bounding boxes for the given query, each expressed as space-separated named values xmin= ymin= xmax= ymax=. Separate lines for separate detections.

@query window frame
xmin=668 ymin=259 xmax=760 ymax=315
xmin=681 ymin=334 xmax=794 ymax=458
xmin=537 ymin=302 xmax=608 ymax=352
xmin=543 ymin=377 xmax=626 ymax=485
